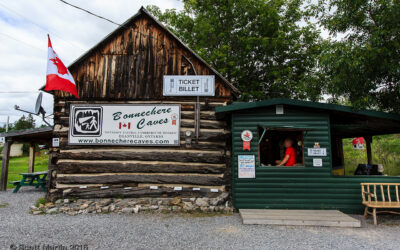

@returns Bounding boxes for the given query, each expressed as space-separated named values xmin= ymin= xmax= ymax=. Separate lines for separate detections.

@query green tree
xmin=13 ymin=114 xmax=36 ymax=130
xmin=148 ymin=0 xmax=324 ymax=101
xmin=313 ymin=0 xmax=400 ymax=112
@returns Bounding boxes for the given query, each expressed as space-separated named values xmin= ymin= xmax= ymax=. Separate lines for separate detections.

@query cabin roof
xmin=44 ymin=7 xmax=239 ymax=96
xmin=216 ymin=98 xmax=400 ymax=137
xmin=0 ymin=126 xmax=53 ymax=142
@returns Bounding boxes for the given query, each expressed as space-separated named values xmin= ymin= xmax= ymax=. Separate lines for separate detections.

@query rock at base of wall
xmin=29 ymin=193 xmax=233 ymax=215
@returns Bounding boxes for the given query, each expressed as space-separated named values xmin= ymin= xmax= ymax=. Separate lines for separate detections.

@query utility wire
xmin=58 ymin=0 xmax=121 ymax=26
xmin=0 ymin=1 xmax=84 ymax=50
xmin=0 ymin=91 xmax=41 ymax=93
xmin=0 ymin=32 xmax=46 ymax=52
xmin=57 ymin=0 xmax=177 ymax=49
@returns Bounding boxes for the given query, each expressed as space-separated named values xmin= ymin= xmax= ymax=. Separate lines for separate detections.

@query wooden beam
xmin=0 ymin=140 xmax=12 ymax=191
xmin=60 ymin=186 xmax=222 ymax=199
xmin=56 ymin=159 xmax=226 ymax=174
xmin=58 ymin=148 xmax=226 ymax=164
xmin=28 ymin=142 xmax=35 ymax=173
xmin=365 ymin=136 xmax=373 ymax=165
xmin=56 ymin=172 xmax=225 ymax=186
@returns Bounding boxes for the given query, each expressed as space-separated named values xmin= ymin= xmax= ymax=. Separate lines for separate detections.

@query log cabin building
xmin=46 ymin=7 xmax=239 ymax=200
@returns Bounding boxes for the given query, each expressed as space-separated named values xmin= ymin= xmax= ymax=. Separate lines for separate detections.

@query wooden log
xmin=28 ymin=142 xmax=35 ymax=173
xmin=56 ymin=159 xmax=226 ymax=174
xmin=57 ymin=148 xmax=226 ymax=163
xmin=60 ymin=186 xmax=222 ymax=199
xmin=180 ymin=119 xmax=226 ymax=129
xmin=0 ymin=140 xmax=12 ymax=191
xmin=57 ymin=173 xmax=225 ymax=185
xmin=56 ymin=183 xmax=225 ymax=191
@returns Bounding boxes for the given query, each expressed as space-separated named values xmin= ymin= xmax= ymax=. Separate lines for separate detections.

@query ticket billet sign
xmin=163 ymin=75 xmax=215 ymax=96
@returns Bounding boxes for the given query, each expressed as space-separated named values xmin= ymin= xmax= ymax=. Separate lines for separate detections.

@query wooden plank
xmin=56 ymin=159 xmax=226 ymax=174
xmin=57 ymin=172 xmax=225 ymax=186
xmin=239 ymin=209 xmax=361 ymax=227
xmin=240 ymin=209 xmax=343 ymax=214
xmin=242 ymin=214 xmax=358 ymax=222
xmin=0 ymin=141 xmax=12 ymax=191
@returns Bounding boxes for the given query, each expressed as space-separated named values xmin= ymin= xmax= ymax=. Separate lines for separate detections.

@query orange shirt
xmin=285 ymin=147 xmax=297 ymax=166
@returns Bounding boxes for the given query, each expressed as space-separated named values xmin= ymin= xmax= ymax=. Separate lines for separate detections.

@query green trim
xmin=216 ymin=98 xmax=400 ymax=121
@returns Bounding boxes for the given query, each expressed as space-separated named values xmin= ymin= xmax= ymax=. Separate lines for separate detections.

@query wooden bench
xmin=361 ymin=183 xmax=400 ymax=225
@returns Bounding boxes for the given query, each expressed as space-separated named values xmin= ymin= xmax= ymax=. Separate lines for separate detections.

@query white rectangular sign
xmin=0 ymin=137 xmax=5 ymax=143
xmin=52 ymin=138 xmax=60 ymax=147
xmin=308 ymin=148 xmax=327 ymax=156
xmin=69 ymin=104 xmax=180 ymax=146
xmin=238 ymin=155 xmax=256 ymax=178
xmin=313 ymin=158 xmax=323 ymax=167
xmin=163 ymin=75 xmax=215 ymax=96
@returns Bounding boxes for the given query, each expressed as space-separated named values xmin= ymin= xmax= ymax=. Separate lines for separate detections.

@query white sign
xmin=313 ymin=158 xmax=323 ymax=167
xmin=238 ymin=155 xmax=256 ymax=178
xmin=69 ymin=104 xmax=180 ymax=146
xmin=52 ymin=138 xmax=60 ymax=147
xmin=241 ymin=130 xmax=253 ymax=142
xmin=0 ymin=137 xmax=5 ymax=143
xmin=308 ymin=148 xmax=327 ymax=156
xmin=163 ymin=75 xmax=215 ymax=96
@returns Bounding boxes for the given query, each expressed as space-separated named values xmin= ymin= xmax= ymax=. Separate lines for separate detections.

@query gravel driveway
xmin=1 ymin=188 xmax=400 ymax=250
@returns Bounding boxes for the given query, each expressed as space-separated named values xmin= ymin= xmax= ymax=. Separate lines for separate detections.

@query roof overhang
xmin=216 ymin=98 xmax=400 ymax=138
xmin=0 ymin=126 xmax=53 ymax=143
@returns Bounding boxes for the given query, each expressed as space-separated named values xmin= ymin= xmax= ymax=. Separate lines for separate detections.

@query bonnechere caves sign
xmin=68 ymin=104 xmax=180 ymax=146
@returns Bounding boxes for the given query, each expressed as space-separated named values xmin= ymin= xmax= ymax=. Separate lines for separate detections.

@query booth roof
xmin=216 ymin=98 xmax=400 ymax=137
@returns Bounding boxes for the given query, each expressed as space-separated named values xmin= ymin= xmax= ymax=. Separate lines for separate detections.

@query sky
xmin=0 ymin=0 xmax=184 ymax=127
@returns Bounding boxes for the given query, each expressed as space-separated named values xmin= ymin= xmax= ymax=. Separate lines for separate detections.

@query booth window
xmin=258 ymin=127 xmax=305 ymax=167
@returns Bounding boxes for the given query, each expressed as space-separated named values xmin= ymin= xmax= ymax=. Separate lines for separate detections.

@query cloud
xmin=0 ymin=0 xmax=183 ymax=126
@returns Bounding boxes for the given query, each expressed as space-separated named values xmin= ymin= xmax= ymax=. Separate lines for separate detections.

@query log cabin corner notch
xmin=46 ymin=7 xmax=239 ymax=201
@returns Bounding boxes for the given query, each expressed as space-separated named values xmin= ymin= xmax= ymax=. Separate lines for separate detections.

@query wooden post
xmin=0 ymin=140 xmax=12 ymax=191
xmin=365 ymin=136 xmax=372 ymax=165
xmin=28 ymin=142 xmax=35 ymax=173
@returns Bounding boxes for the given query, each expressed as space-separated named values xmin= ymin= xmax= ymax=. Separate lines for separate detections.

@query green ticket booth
xmin=216 ymin=99 xmax=400 ymax=213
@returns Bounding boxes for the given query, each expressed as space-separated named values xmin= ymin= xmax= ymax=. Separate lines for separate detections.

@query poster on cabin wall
xmin=238 ymin=155 xmax=256 ymax=178
xmin=163 ymin=75 xmax=215 ymax=96
xmin=68 ymin=104 xmax=180 ymax=146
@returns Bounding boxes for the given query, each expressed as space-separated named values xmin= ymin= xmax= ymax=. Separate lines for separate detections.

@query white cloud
xmin=0 ymin=0 xmax=183 ymax=126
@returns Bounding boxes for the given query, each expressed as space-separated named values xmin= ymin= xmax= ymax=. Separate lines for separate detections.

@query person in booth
xmin=275 ymin=138 xmax=297 ymax=166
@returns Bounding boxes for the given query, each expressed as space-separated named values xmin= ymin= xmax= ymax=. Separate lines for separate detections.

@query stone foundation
xmin=30 ymin=192 xmax=233 ymax=215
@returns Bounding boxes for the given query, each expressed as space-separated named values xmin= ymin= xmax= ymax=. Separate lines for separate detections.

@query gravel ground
xmin=1 ymin=188 xmax=400 ymax=250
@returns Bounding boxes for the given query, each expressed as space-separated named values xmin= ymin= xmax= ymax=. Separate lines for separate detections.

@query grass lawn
xmin=0 ymin=151 xmax=49 ymax=189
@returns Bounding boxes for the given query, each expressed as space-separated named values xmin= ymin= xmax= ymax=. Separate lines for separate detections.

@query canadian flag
xmin=44 ymin=35 xmax=79 ymax=98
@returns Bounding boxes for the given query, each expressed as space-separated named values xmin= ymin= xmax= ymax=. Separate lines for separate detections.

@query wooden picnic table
xmin=9 ymin=171 xmax=48 ymax=193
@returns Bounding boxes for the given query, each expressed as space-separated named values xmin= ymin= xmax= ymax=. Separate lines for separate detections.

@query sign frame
xmin=163 ymin=75 xmax=215 ymax=96
xmin=238 ymin=154 xmax=256 ymax=178
xmin=307 ymin=148 xmax=327 ymax=157
xmin=68 ymin=104 xmax=181 ymax=146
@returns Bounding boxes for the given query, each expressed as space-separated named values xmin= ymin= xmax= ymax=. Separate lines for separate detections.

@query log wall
xmin=49 ymin=12 xmax=235 ymax=199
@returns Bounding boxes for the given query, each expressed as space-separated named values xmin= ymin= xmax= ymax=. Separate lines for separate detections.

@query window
xmin=258 ymin=127 xmax=305 ymax=167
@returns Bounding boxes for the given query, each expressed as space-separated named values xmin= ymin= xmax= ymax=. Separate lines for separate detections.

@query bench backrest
xmin=361 ymin=183 xmax=400 ymax=203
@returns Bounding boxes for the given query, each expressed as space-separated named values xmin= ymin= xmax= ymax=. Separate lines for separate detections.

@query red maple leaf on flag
xmin=50 ymin=57 xmax=68 ymax=75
